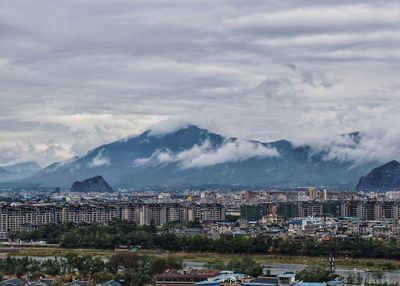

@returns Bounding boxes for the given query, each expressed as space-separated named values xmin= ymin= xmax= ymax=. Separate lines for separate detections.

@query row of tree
xmin=208 ymin=256 xmax=263 ymax=277
xmin=0 ymin=253 xmax=183 ymax=286
xmin=0 ymin=254 xmax=268 ymax=286
xmin=10 ymin=220 xmax=400 ymax=259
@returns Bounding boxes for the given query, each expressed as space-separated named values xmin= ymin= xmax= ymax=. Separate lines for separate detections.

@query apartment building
xmin=0 ymin=204 xmax=63 ymax=235
xmin=0 ymin=202 xmax=226 ymax=235
xmin=340 ymin=200 xmax=400 ymax=220
xmin=188 ymin=203 xmax=225 ymax=222
xmin=62 ymin=204 xmax=119 ymax=224
xmin=297 ymin=201 xmax=323 ymax=217
xmin=0 ymin=203 xmax=118 ymax=235
xmin=121 ymin=203 xmax=224 ymax=226
xmin=119 ymin=203 xmax=141 ymax=224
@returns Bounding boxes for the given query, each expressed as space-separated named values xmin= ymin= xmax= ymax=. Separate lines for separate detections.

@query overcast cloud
xmin=0 ymin=0 xmax=400 ymax=166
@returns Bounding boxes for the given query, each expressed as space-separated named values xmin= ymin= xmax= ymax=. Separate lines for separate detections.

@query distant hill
xmin=22 ymin=125 xmax=379 ymax=188
xmin=356 ymin=160 xmax=400 ymax=191
xmin=0 ymin=161 xmax=42 ymax=183
xmin=71 ymin=176 xmax=113 ymax=193
xmin=2 ymin=161 xmax=41 ymax=173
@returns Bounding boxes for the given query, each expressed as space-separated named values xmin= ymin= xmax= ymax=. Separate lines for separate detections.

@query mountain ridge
xmin=0 ymin=161 xmax=42 ymax=182
xmin=19 ymin=125 xmax=379 ymax=189
xmin=2 ymin=161 xmax=41 ymax=173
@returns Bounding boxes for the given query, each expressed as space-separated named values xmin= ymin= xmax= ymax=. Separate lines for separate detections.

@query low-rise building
xmin=156 ymin=269 xmax=220 ymax=286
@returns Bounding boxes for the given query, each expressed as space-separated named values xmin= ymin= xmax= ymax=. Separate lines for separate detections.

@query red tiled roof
xmin=156 ymin=269 xmax=220 ymax=279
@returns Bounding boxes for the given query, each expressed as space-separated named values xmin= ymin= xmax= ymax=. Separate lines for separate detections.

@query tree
xmin=15 ymin=265 xmax=24 ymax=278
xmin=226 ymin=257 xmax=263 ymax=277
xmin=61 ymin=232 xmax=80 ymax=248
xmin=149 ymin=258 xmax=167 ymax=275
xmin=92 ymin=271 xmax=114 ymax=282
xmin=108 ymin=253 xmax=140 ymax=273
xmin=208 ymin=258 xmax=225 ymax=270
xmin=149 ymin=219 xmax=156 ymax=233
xmin=296 ymin=263 xmax=334 ymax=282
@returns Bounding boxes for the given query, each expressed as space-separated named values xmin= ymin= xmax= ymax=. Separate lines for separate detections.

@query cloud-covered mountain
xmin=2 ymin=161 xmax=41 ymax=173
xmin=20 ymin=125 xmax=380 ymax=189
xmin=0 ymin=161 xmax=41 ymax=182
xmin=356 ymin=160 xmax=400 ymax=191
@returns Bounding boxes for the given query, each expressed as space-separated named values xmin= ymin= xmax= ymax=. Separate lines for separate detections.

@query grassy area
xmin=0 ymin=246 xmax=114 ymax=257
xmin=0 ymin=247 xmax=398 ymax=271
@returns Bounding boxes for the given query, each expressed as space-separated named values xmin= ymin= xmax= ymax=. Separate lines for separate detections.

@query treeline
xmin=0 ymin=253 xmax=183 ymax=286
xmin=151 ymin=233 xmax=400 ymax=259
xmin=11 ymin=220 xmax=400 ymax=259
xmin=0 ymin=254 xmax=264 ymax=286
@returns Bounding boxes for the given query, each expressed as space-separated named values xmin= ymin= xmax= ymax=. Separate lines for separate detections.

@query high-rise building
xmin=278 ymin=202 xmax=298 ymax=219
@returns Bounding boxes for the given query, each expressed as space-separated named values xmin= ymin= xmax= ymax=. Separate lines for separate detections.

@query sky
xmin=0 ymin=0 xmax=400 ymax=167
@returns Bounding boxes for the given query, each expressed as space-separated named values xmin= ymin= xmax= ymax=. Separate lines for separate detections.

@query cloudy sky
xmin=1 ymin=0 xmax=400 ymax=166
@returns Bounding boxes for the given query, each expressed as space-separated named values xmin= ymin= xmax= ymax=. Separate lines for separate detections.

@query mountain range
xmin=15 ymin=125 xmax=381 ymax=189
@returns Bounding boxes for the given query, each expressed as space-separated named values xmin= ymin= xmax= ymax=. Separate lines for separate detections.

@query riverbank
xmin=167 ymin=252 xmax=399 ymax=271
xmin=0 ymin=246 xmax=398 ymax=271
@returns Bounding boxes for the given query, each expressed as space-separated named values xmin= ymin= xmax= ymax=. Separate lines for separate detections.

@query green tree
xmin=61 ymin=232 xmax=80 ymax=248
xmin=92 ymin=271 xmax=114 ymax=282
xmin=208 ymin=258 xmax=225 ymax=270
xmin=108 ymin=253 xmax=139 ymax=273
xmin=296 ymin=263 xmax=333 ymax=282
xmin=226 ymin=257 xmax=263 ymax=277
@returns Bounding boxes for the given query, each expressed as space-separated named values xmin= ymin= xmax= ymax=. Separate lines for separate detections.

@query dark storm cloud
xmin=0 ymin=0 xmax=399 ymax=165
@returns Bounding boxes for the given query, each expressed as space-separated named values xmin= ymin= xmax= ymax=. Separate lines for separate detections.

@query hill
xmin=356 ymin=160 xmax=400 ymax=191
xmin=2 ymin=161 xmax=41 ymax=173
xmin=0 ymin=161 xmax=42 ymax=183
xmin=70 ymin=176 xmax=113 ymax=193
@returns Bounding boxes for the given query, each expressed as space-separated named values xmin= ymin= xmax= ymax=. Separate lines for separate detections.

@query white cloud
xmin=135 ymin=139 xmax=279 ymax=169
xmin=148 ymin=119 xmax=190 ymax=136
xmin=0 ymin=0 xmax=399 ymax=166
xmin=326 ymin=131 xmax=400 ymax=166
xmin=288 ymin=104 xmax=400 ymax=165
xmin=223 ymin=5 xmax=400 ymax=32
xmin=87 ymin=150 xmax=110 ymax=168
xmin=44 ymin=156 xmax=80 ymax=173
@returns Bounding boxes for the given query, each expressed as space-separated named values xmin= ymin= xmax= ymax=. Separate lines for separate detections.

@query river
xmin=183 ymin=260 xmax=400 ymax=284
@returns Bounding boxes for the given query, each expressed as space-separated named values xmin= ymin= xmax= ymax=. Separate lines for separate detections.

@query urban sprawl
xmin=1 ymin=188 xmax=400 ymax=240
xmin=0 ymin=188 xmax=398 ymax=286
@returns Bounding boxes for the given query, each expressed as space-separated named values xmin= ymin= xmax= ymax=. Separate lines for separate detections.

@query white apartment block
xmin=0 ymin=202 xmax=225 ymax=235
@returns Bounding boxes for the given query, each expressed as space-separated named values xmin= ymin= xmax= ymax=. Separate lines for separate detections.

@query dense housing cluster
xmin=1 ymin=188 xmax=400 ymax=241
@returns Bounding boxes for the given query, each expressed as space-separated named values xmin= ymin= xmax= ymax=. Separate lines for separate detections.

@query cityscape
xmin=0 ymin=187 xmax=398 ymax=285
xmin=1 ymin=188 xmax=400 ymax=239
xmin=1 ymin=0 xmax=400 ymax=286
